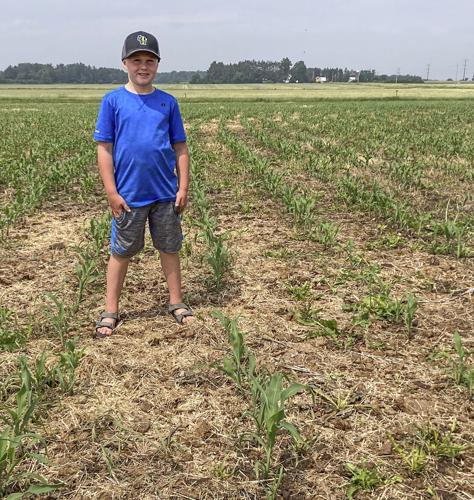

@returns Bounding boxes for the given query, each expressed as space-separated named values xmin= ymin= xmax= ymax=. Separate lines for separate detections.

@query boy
xmin=93 ymin=31 xmax=193 ymax=338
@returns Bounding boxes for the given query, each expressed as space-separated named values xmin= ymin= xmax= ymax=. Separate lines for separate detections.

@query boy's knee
xmin=109 ymin=253 xmax=131 ymax=263
xmin=154 ymin=240 xmax=182 ymax=254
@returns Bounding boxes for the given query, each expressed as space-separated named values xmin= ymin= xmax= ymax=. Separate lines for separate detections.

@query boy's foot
xmin=169 ymin=303 xmax=195 ymax=324
xmin=95 ymin=312 xmax=120 ymax=338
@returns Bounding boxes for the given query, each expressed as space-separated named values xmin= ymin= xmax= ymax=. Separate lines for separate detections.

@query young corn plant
xmin=214 ymin=311 xmax=247 ymax=389
xmin=88 ymin=211 xmax=111 ymax=256
xmin=404 ymin=294 xmax=418 ymax=335
xmin=0 ymin=306 xmax=30 ymax=352
xmin=388 ymin=434 xmax=428 ymax=474
xmin=345 ymin=462 xmax=384 ymax=499
xmin=452 ymin=331 xmax=473 ymax=394
xmin=432 ymin=219 xmax=470 ymax=258
xmin=312 ymin=220 xmax=340 ymax=248
xmin=74 ymin=249 xmax=99 ymax=311
xmin=416 ymin=421 xmax=466 ymax=460
xmin=245 ymin=362 xmax=306 ymax=480
xmin=43 ymin=294 xmax=69 ymax=346
xmin=188 ymin=131 xmax=233 ymax=292
xmin=0 ymin=360 xmax=59 ymax=497
xmin=52 ymin=338 xmax=85 ymax=395
xmin=206 ymin=235 xmax=233 ymax=291
xmin=215 ymin=313 xmax=307 ymax=497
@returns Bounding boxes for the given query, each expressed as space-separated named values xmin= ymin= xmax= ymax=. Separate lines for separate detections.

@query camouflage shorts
xmin=110 ymin=201 xmax=183 ymax=257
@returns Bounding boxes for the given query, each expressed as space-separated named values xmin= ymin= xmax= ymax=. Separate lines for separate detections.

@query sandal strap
xmin=100 ymin=311 xmax=119 ymax=320
xmin=172 ymin=310 xmax=193 ymax=324
xmin=168 ymin=303 xmax=190 ymax=313
xmin=95 ymin=320 xmax=115 ymax=331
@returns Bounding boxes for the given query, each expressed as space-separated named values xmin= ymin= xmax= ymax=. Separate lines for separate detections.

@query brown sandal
xmin=168 ymin=303 xmax=193 ymax=324
xmin=95 ymin=311 xmax=120 ymax=339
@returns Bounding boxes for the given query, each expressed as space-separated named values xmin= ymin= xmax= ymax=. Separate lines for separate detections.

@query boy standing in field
xmin=93 ymin=31 xmax=194 ymax=338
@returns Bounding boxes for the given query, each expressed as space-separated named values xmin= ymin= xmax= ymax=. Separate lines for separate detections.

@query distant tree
xmin=190 ymin=72 xmax=202 ymax=84
xmin=290 ymin=61 xmax=308 ymax=83
xmin=279 ymin=57 xmax=291 ymax=81
xmin=3 ymin=65 xmax=18 ymax=80
xmin=38 ymin=65 xmax=55 ymax=83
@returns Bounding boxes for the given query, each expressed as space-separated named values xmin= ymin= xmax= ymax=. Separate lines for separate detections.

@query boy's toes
xmin=173 ymin=308 xmax=195 ymax=324
xmin=95 ymin=320 xmax=116 ymax=338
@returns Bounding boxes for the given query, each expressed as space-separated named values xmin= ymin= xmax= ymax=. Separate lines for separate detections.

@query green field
xmin=1 ymin=82 xmax=474 ymax=102
xmin=0 ymin=86 xmax=473 ymax=498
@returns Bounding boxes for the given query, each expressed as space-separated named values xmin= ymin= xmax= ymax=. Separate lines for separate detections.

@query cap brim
xmin=122 ymin=48 xmax=160 ymax=60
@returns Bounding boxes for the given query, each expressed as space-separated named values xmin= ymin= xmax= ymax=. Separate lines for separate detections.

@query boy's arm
xmin=97 ymin=142 xmax=130 ymax=217
xmin=173 ymin=141 xmax=190 ymax=213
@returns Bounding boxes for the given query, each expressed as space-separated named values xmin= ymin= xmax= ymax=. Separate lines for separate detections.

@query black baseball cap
xmin=121 ymin=31 xmax=161 ymax=61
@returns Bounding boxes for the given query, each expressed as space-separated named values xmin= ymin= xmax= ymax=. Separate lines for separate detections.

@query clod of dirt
xmin=49 ymin=242 xmax=66 ymax=250
xmin=132 ymin=418 xmax=151 ymax=433
xmin=378 ymin=440 xmax=393 ymax=455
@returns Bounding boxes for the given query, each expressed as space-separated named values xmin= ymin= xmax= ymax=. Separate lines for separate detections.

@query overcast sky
xmin=1 ymin=0 xmax=473 ymax=80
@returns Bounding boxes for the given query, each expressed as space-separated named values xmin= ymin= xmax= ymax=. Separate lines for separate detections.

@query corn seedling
xmin=214 ymin=311 xmax=246 ymax=388
xmin=295 ymin=303 xmax=320 ymax=326
xmin=246 ymin=367 xmax=306 ymax=478
xmin=404 ymin=294 xmax=418 ymax=335
xmin=285 ymin=281 xmax=311 ymax=302
xmin=306 ymin=318 xmax=341 ymax=342
xmin=452 ymin=331 xmax=474 ymax=393
xmin=43 ymin=294 xmax=69 ymax=346
xmin=52 ymin=338 xmax=85 ymax=395
xmin=88 ymin=211 xmax=111 ymax=255
xmin=416 ymin=421 xmax=466 ymax=460
xmin=345 ymin=462 xmax=384 ymax=499
xmin=206 ymin=235 xmax=232 ymax=291
xmin=0 ymin=358 xmax=59 ymax=497
xmin=312 ymin=221 xmax=340 ymax=248
xmin=388 ymin=434 xmax=428 ymax=474
xmin=0 ymin=306 xmax=29 ymax=352
xmin=216 ymin=313 xmax=307 ymax=497
xmin=313 ymin=386 xmax=355 ymax=412
xmin=74 ymin=249 xmax=99 ymax=310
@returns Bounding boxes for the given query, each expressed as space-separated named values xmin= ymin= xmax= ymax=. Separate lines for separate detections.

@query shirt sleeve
xmin=93 ymin=95 xmax=115 ymax=142
xmin=169 ymin=99 xmax=186 ymax=145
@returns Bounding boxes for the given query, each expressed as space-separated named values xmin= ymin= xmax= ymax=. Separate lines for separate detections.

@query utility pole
xmin=426 ymin=64 xmax=430 ymax=81
xmin=396 ymin=67 xmax=400 ymax=84
xmin=462 ymin=59 xmax=468 ymax=81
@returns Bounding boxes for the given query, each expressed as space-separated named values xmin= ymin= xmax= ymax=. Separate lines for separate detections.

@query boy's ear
xmin=122 ymin=59 xmax=128 ymax=71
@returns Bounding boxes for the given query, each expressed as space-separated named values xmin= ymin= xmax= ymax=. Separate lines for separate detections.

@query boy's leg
xmin=97 ymin=205 xmax=147 ymax=335
xmin=97 ymin=254 xmax=130 ymax=336
xmin=149 ymin=202 xmax=192 ymax=323
xmin=159 ymin=251 xmax=194 ymax=323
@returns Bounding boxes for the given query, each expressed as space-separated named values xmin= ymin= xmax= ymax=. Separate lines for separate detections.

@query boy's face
xmin=123 ymin=51 xmax=159 ymax=89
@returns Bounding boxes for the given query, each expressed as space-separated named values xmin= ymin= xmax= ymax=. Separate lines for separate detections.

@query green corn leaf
xmin=281 ymin=383 xmax=307 ymax=402
xmin=280 ymin=420 xmax=301 ymax=443
xmin=26 ymin=483 xmax=60 ymax=494
xmin=454 ymin=331 xmax=464 ymax=360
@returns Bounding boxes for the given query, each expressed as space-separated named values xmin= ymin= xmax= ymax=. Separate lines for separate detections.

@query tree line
xmin=197 ymin=59 xmax=424 ymax=83
xmin=0 ymin=63 xmax=203 ymax=84
xmin=0 ymin=60 xmax=424 ymax=84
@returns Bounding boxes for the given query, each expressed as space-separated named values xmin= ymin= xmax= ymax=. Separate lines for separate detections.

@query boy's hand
xmin=108 ymin=192 xmax=131 ymax=217
xmin=175 ymin=189 xmax=188 ymax=214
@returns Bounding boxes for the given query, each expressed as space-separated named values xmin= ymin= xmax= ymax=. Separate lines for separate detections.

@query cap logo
xmin=137 ymin=34 xmax=148 ymax=46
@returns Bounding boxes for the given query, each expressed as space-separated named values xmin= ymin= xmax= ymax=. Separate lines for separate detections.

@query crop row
xmin=232 ymin=114 xmax=472 ymax=257
xmin=0 ymin=104 xmax=98 ymax=237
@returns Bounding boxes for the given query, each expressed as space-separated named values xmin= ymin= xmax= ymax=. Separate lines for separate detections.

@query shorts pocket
xmin=114 ymin=210 xmax=127 ymax=225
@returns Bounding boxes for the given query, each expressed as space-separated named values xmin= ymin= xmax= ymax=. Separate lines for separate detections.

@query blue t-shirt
xmin=93 ymin=86 xmax=186 ymax=207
